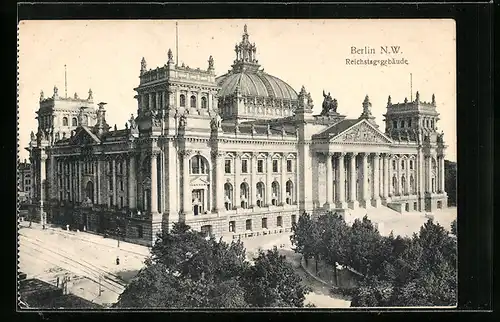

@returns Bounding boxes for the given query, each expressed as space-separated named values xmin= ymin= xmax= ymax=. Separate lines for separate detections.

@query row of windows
xmin=179 ymin=94 xmax=208 ymax=109
xmin=57 ymin=161 xmax=125 ymax=175
xmin=224 ymin=159 xmax=294 ymax=174
xmin=228 ymin=214 xmax=297 ymax=233
xmin=392 ymin=159 xmax=414 ymax=171
xmin=61 ymin=116 xmax=88 ymax=127
xmin=392 ymin=118 xmax=435 ymax=129
xmin=223 ymin=181 xmax=295 ymax=209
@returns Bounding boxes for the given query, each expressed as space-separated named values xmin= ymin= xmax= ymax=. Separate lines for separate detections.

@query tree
xmin=242 ymin=247 xmax=309 ymax=307
xmin=345 ymin=215 xmax=384 ymax=276
xmin=317 ymin=212 xmax=350 ymax=285
xmin=290 ymin=212 xmax=321 ymax=272
xmin=350 ymin=220 xmax=457 ymax=307
xmin=450 ymin=219 xmax=457 ymax=236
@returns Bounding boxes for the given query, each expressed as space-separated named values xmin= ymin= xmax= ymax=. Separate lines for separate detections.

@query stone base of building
xmin=348 ymin=200 xmax=359 ymax=209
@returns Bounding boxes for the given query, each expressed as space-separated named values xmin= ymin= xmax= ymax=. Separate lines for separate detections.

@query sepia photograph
xmin=17 ymin=19 xmax=457 ymax=309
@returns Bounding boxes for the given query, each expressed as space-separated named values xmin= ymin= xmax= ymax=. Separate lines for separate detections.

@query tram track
xmin=19 ymin=246 xmax=121 ymax=296
xmin=20 ymin=235 xmax=127 ymax=295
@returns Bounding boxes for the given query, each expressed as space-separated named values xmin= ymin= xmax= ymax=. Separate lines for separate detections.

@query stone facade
xmin=26 ymin=25 xmax=447 ymax=246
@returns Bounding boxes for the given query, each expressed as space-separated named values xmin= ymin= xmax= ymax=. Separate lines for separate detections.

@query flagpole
xmin=176 ymin=22 xmax=179 ymax=66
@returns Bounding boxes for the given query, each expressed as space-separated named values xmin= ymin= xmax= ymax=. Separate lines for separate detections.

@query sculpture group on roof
xmin=320 ymin=90 xmax=338 ymax=115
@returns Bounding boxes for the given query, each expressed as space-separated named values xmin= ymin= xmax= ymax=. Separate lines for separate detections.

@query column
xmin=336 ymin=153 xmax=347 ymax=208
xmin=92 ymin=160 xmax=97 ymax=204
xmin=324 ymin=153 xmax=333 ymax=208
xmin=439 ymin=154 xmax=445 ymax=193
xmin=361 ymin=153 xmax=369 ymax=207
xmin=281 ymin=153 xmax=287 ymax=206
xmin=128 ymin=154 xmax=136 ymax=208
xmin=251 ymin=153 xmax=257 ymax=207
xmin=372 ymin=153 xmax=381 ymax=207
xmin=266 ymin=153 xmax=272 ymax=206
xmin=95 ymin=160 xmax=100 ymax=204
xmin=151 ymin=151 xmax=159 ymax=213
xmin=40 ymin=153 xmax=47 ymax=225
xmin=427 ymin=156 xmax=432 ymax=193
xmin=69 ymin=160 xmax=73 ymax=202
xmin=50 ymin=156 xmax=55 ymax=199
xmin=406 ymin=156 xmax=410 ymax=195
xmin=112 ymin=159 xmax=117 ymax=206
xmin=295 ymin=153 xmax=299 ymax=206
xmin=383 ymin=154 xmax=390 ymax=202
xmin=234 ymin=153 xmax=241 ymax=208
xmin=78 ymin=160 xmax=82 ymax=202
xmin=348 ymin=152 xmax=358 ymax=209
xmin=215 ymin=151 xmax=225 ymax=212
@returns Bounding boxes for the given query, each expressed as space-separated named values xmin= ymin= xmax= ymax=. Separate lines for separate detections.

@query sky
xmin=18 ymin=19 xmax=456 ymax=161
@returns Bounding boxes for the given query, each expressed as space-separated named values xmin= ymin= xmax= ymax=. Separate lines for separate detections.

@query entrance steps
xmin=343 ymin=205 xmax=403 ymax=233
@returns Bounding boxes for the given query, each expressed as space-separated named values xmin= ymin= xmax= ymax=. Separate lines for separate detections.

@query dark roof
xmin=50 ymin=294 xmax=103 ymax=309
xmin=19 ymin=278 xmax=102 ymax=309
xmin=312 ymin=119 xmax=360 ymax=139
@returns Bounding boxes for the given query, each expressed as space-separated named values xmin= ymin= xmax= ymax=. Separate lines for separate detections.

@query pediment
xmin=330 ymin=120 xmax=392 ymax=144
xmin=69 ymin=127 xmax=101 ymax=145
xmin=190 ymin=176 xmax=210 ymax=187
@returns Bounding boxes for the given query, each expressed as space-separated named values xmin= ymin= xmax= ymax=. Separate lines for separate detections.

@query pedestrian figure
xmin=29 ymin=219 xmax=32 ymax=228
xmin=116 ymin=256 xmax=120 ymax=265
xmin=83 ymin=225 xmax=86 ymax=232
xmin=56 ymin=277 xmax=60 ymax=288
xmin=66 ymin=224 xmax=69 ymax=231
xmin=42 ymin=224 xmax=45 ymax=230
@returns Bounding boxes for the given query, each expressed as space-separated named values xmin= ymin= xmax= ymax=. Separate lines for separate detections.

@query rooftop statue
xmin=321 ymin=90 xmax=337 ymax=115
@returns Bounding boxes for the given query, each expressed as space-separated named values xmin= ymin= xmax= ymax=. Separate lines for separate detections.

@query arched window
xmin=190 ymin=155 xmax=208 ymax=174
xmin=285 ymin=180 xmax=294 ymax=205
xmin=190 ymin=95 xmax=196 ymax=108
xmin=271 ymin=181 xmax=280 ymax=205
xmin=85 ymin=181 xmax=94 ymax=203
xmin=63 ymin=117 xmax=68 ymax=126
xmin=392 ymin=176 xmax=398 ymax=195
xmin=401 ymin=176 xmax=406 ymax=195
xmin=224 ymin=183 xmax=233 ymax=210
xmin=245 ymin=219 xmax=252 ymax=231
xmin=410 ymin=175 xmax=415 ymax=194
xmin=72 ymin=118 xmax=78 ymax=126
xmin=201 ymin=96 xmax=207 ymax=109
xmin=180 ymin=94 xmax=186 ymax=107
xmin=256 ymin=182 xmax=265 ymax=207
xmin=240 ymin=182 xmax=249 ymax=209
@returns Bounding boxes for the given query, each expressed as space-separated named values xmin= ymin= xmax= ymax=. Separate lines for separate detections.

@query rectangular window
xmin=109 ymin=196 xmax=114 ymax=207
xmin=291 ymin=214 xmax=297 ymax=224
xmin=241 ymin=159 xmax=248 ymax=173
xmin=392 ymin=160 xmax=396 ymax=170
xmin=272 ymin=160 xmax=279 ymax=173
xmin=109 ymin=177 xmax=113 ymax=190
xmin=287 ymin=160 xmax=292 ymax=172
xmin=410 ymin=160 xmax=413 ymax=170
xmin=120 ymin=180 xmax=123 ymax=191
xmin=257 ymin=160 xmax=264 ymax=173
xmin=393 ymin=120 xmax=397 ymax=128
xmin=277 ymin=216 xmax=283 ymax=227
xmin=408 ymin=119 xmax=412 ymax=127
xmin=245 ymin=219 xmax=252 ymax=231
xmin=120 ymin=197 xmax=124 ymax=209
xmin=262 ymin=218 xmax=268 ymax=229
xmin=225 ymin=160 xmax=232 ymax=174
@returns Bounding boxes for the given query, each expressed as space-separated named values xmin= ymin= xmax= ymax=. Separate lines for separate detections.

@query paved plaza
xmin=18 ymin=207 xmax=456 ymax=308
